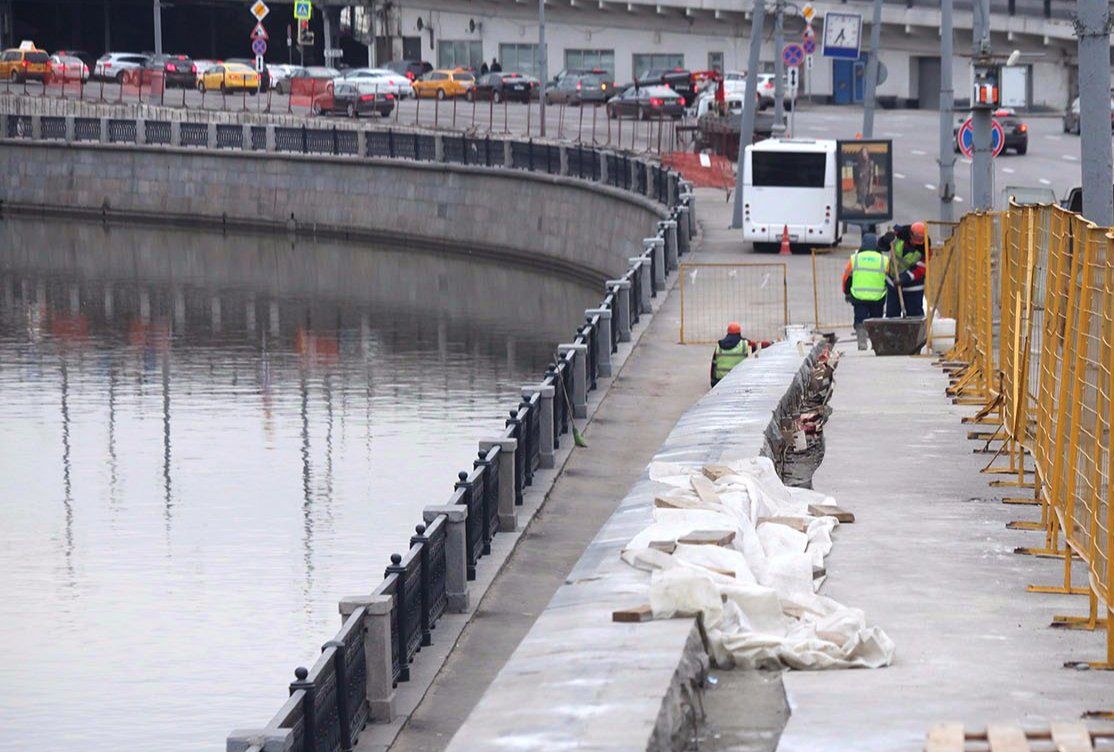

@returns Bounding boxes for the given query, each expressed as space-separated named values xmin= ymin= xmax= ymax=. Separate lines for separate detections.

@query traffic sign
xmin=782 ymin=43 xmax=805 ymax=67
xmin=251 ymin=23 xmax=269 ymax=41
xmin=957 ymin=117 xmax=1005 ymax=158
xmin=252 ymin=38 xmax=268 ymax=56
xmin=294 ymin=1 xmax=313 ymax=21
xmin=324 ymin=48 xmax=343 ymax=59
xmin=803 ymin=37 xmax=816 ymax=54
xmin=802 ymin=3 xmax=815 ymax=22
xmin=822 ymin=11 xmax=862 ymax=60
xmin=256 ymin=55 xmax=265 ymax=73
xmin=787 ymin=66 xmax=799 ymax=90
xmin=806 ymin=54 xmax=814 ymax=71
xmin=249 ymin=0 xmax=269 ymax=21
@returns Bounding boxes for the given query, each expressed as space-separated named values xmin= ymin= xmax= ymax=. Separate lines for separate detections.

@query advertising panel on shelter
xmin=836 ymin=139 xmax=893 ymax=223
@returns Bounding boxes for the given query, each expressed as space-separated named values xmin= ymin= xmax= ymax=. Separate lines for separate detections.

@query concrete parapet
xmin=480 ymin=438 xmax=519 ymax=531
xmin=607 ymin=278 xmax=632 ymax=342
xmin=422 ymin=505 xmax=469 ymax=612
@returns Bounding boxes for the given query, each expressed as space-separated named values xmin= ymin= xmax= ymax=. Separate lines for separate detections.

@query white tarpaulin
xmin=621 ymin=456 xmax=894 ymax=670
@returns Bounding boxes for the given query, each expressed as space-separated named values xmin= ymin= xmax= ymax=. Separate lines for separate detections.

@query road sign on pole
xmin=802 ymin=3 xmax=815 ymax=22
xmin=251 ymin=23 xmax=269 ymax=41
xmin=803 ymin=36 xmax=816 ymax=54
xmin=252 ymin=38 xmax=268 ymax=56
xmin=782 ymin=43 xmax=805 ymax=67
xmin=250 ymin=0 xmax=270 ymax=22
xmin=957 ymin=116 xmax=1005 ymax=158
xmin=294 ymin=1 xmax=313 ymax=21
xmin=256 ymin=55 xmax=265 ymax=73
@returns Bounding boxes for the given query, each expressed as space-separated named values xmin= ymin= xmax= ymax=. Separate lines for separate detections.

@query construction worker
xmin=878 ymin=221 xmax=927 ymax=318
xmin=710 ymin=321 xmax=749 ymax=387
xmin=842 ymin=232 xmax=888 ymax=350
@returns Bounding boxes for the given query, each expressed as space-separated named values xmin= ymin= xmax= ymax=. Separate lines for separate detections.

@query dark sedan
xmin=545 ymin=73 xmax=612 ymax=105
xmin=466 ymin=71 xmax=536 ymax=103
xmin=312 ymin=82 xmax=395 ymax=117
xmin=638 ymin=68 xmax=696 ymax=106
xmin=953 ymin=108 xmax=1028 ymax=155
xmin=606 ymin=85 xmax=685 ymax=119
xmin=144 ymin=53 xmax=196 ymax=88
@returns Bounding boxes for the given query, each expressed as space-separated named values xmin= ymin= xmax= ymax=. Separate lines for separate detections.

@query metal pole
xmin=367 ymin=0 xmax=376 ymax=67
xmin=323 ymin=8 xmax=335 ymax=67
xmin=773 ymin=0 xmax=785 ymax=132
xmin=538 ymin=0 xmax=547 ymax=138
xmin=970 ymin=0 xmax=993 ymax=210
xmin=1077 ymin=0 xmax=1113 ymax=225
xmin=731 ymin=0 xmax=768 ymax=228
xmin=938 ymin=0 xmax=956 ymax=221
xmin=861 ymin=0 xmax=882 ymax=137
xmin=152 ymin=0 xmax=162 ymax=55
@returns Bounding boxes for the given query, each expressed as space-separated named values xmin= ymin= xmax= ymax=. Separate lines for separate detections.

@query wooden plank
xmin=612 ymin=605 xmax=653 ymax=623
xmin=690 ymin=474 xmax=722 ymax=505
xmin=702 ymin=464 xmax=735 ymax=481
xmin=678 ymin=530 xmax=736 ymax=546
xmin=654 ymin=495 xmax=715 ymax=510
xmin=809 ymin=503 xmax=856 ymax=523
xmin=925 ymin=723 xmax=965 ymax=752
xmin=987 ymin=724 xmax=1030 ymax=752
xmin=1050 ymin=722 xmax=1094 ymax=752
xmin=648 ymin=540 xmax=677 ymax=554
xmin=758 ymin=516 xmax=811 ymax=533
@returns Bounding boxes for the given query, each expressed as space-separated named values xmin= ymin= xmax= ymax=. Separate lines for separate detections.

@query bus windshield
xmin=752 ymin=151 xmax=826 ymax=188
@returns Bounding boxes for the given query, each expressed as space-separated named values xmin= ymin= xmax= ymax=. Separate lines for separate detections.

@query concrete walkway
xmin=779 ymin=349 xmax=1114 ymax=750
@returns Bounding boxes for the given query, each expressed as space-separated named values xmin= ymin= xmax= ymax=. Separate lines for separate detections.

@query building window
xmin=564 ymin=49 xmax=616 ymax=77
xmin=499 ymin=43 xmax=539 ymax=77
xmin=437 ymin=40 xmax=483 ymax=70
xmin=707 ymin=52 xmax=724 ymax=72
xmin=632 ymin=53 xmax=684 ymax=79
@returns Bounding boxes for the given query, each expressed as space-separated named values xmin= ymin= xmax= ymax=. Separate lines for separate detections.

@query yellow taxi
xmin=197 ymin=62 xmax=261 ymax=94
xmin=0 ymin=42 xmax=50 ymax=83
xmin=412 ymin=68 xmax=474 ymax=100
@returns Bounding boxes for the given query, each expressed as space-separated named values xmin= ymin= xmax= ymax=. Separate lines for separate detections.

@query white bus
xmin=741 ymin=138 xmax=839 ymax=251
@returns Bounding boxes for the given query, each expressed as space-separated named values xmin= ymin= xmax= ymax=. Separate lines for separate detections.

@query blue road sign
xmin=803 ymin=37 xmax=816 ymax=54
xmin=957 ymin=117 xmax=1005 ymax=158
xmin=294 ymin=1 xmax=313 ymax=21
xmin=782 ymin=43 xmax=805 ymax=67
xmin=252 ymin=38 xmax=268 ymax=56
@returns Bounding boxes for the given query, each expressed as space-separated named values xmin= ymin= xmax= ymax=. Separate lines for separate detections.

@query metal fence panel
xmin=679 ymin=262 xmax=789 ymax=344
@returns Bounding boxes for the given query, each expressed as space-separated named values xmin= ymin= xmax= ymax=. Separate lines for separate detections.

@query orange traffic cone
xmin=779 ymin=225 xmax=791 ymax=255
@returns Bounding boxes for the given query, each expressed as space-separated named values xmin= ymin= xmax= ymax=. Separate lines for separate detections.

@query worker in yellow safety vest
xmin=842 ymin=233 xmax=888 ymax=350
xmin=710 ymin=321 xmax=749 ymax=387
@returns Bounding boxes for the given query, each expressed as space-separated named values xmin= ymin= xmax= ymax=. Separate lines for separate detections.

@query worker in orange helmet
xmin=710 ymin=322 xmax=772 ymax=387
xmin=878 ymin=220 xmax=928 ymax=317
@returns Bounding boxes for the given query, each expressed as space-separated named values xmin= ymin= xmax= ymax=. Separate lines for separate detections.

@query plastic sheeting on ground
xmin=621 ymin=456 xmax=894 ymax=670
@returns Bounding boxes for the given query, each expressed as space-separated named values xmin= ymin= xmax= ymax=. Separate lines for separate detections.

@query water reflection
xmin=0 ymin=217 xmax=597 ymax=751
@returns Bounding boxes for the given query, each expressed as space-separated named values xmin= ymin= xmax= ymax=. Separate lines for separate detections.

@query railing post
xmin=675 ymin=206 xmax=691 ymax=255
xmin=434 ymin=133 xmax=444 ymax=162
xmin=320 ymin=638 xmax=353 ymax=751
xmin=480 ymin=438 xmax=518 ymax=530
xmin=98 ymin=116 xmax=109 ymax=144
xmin=64 ymin=115 xmax=75 ymax=143
xmin=206 ymin=122 xmax=217 ymax=149
xmin=30 ymin=114 xmax=41 ymax=140
xmin=289 ymin=666 xmax=317 ymax=744
xmin=338 ymin=595 xmax=395 ymax=723
xmin=170 ymin=120 xmax=181 ymax=147
xmin=409 ymin=525 xmax=432 ymax=647
xmin=240 ymin=123 xmax=251 ymax=151
xmin=599 ymin=149 xmax=609 ymax=184
xmin=658 ymin=219 xmax=678 ymax=271
xmin=586 ymin=308 xmax=613 ymax=377
xmin=422 ymin=506 xmax=469 ymax=612
xmin=558 ymin=344 xmax=588 ymax=418
xmin=629 ymin=257 xmax=652 ymax=314
xmin=383 ymin=554 xmax=410 ymax=682
xmin=357 ymin=128 xmax=367 ymax=158
xmin=136 ymin=118 xmax=148 ymax=145
xmin=680 ymin=181 xmax=696 ymax=232
xmin=558 ymin=144 xmax=568 ymax=176
xmin=503 ymin=139 xmax=513 ymax=168
xmin=644 ymin=236 xmax=666 ymax=292
xmin=523 ymin=384 xmax=554 ymax=469
xmin=607 ymin=279 xmax=632 ymax=342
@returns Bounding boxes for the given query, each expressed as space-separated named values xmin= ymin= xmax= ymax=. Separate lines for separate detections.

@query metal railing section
xmin=934 ymin=203 xmax=1114 ymax=670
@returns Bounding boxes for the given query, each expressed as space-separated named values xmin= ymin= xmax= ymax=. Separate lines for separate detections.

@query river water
xmin=0 ymin=217 xmax=597 ymax=751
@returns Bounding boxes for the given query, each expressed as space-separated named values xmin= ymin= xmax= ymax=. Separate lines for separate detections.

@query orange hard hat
xmin=910 ymin=221 xmax=927 ymax=243
xmin=727 ymin=321 xmax=741 ymax=334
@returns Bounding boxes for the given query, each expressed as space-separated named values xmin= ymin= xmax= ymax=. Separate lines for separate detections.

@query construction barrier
xmin=810 ymin=249 xmax=854 ymax=330
xmin=679 ymin=262 xmax=788 ymax=344
xmin=939 ymin=202 xmax=1114 ymax=669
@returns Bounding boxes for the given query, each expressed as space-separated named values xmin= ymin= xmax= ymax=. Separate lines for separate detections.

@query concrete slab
xmin=779 ymin=349 xmax=1114 ymax=751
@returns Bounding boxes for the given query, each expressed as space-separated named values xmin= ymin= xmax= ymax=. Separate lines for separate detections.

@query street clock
xmin=821 ymin=12 xmax=862 ymax=60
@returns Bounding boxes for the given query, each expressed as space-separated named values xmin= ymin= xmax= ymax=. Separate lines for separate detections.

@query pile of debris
xmin=775 ymin=346 xmax=839 ymax=489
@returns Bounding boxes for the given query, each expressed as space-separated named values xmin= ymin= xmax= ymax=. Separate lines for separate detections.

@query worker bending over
xmin=710 ymin=322 xmax=772 ymax=387
xmin=842 ymin=233 xmax=888 ymax=350
xmin=879 ymin=221 xmax=927 ymax=318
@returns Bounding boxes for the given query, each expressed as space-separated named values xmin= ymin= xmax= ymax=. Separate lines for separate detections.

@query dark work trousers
xmin=886 ymin=286 xmax=925 ymax=318
xmin=852 ymin=298 xmax=885 ymax=326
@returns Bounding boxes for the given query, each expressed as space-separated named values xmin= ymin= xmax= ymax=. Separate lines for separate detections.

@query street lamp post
xmin=1077 ymin=0 xmax=1113 ymax=225
xmin=731 ymin=0 xmax=768 ymax=229
xmin=938 ymin=0 xmax=955 ymax=221
xmin=153 ymin=0 xmax=163 ymax=56
xmin=539 ymin=0 xmax=547 ymax=138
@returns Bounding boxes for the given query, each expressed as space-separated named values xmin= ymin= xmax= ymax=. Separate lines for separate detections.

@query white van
xmin=741 ymin=138 xmax=839 ymax=250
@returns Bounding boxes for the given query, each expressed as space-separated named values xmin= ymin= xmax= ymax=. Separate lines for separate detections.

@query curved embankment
xmin=0 ymin=137 xmax=668 ymax=285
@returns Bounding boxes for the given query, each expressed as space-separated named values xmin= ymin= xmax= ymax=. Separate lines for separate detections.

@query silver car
xmin=93 ymin=52 xmax=148 ymax=82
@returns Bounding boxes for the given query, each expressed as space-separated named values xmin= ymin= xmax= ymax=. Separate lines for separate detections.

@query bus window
xmin=752 ymin=151 xmax=826 ymax=188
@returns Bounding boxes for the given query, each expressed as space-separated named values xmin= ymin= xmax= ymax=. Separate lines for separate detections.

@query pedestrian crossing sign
xmin=294 ymin=1 xmax=313 ymax=21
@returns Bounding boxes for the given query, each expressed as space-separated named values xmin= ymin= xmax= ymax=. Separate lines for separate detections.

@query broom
xmin=554 ymin=355 xmax=589 ymax=448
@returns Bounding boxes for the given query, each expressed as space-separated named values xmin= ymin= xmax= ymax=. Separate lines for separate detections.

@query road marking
xmin=954 ymin=196 xmax=964 ymax=203
xmin=1045 ymin=135 xmax=1062 ymax=141
xmin=912 ymin=149 xmax=927 ymax=155
xmin=960 ymin=157 xmax=972 ymax=165
xmin=1039 ymin=178 xmax=1052 ymax=185
xmin=894 ymin=172 xmax=906 ymax=179
xmin=924 ymin=183 xmax=936 ymax=190
xmin=1002 ymin=167 xmax=1015 ymax=174
xmin=1062 ymin=154 xmax=1078 ymax=161
xmin=882 ymin=131 xmax=902 ymax=137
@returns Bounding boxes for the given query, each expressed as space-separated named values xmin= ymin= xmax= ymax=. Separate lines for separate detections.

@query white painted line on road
xmin=1039 ymin=178 xmax=1052 ymax=185
xmin=1001 ymin=167 xmax=1015 ymax=174
xmin=1045 ymin=135 xmax=1062 ymax=141
xmin=912 ymin=149 xmax=927 ymax=155
xmin=1063 ymin=154 xmax=1078 ymax=161
xmin=894 ymin=172 xmax=906 ymax=179
xmin=882 ymin=132 xmax=903 ymax=138
xmin=924 ymin=183 xmax=936 ymax=190
xmin=954 ymin=196 xmax=965 ymax=203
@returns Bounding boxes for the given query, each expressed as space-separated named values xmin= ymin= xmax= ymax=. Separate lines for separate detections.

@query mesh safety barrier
xmin=679 ymin=262 xmax=788 ymax=344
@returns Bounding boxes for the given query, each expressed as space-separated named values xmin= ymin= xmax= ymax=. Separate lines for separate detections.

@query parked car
xmin=225 ymin=58 xmax=268 ymax=90
xmin=192 ymin=59 xmax=221 ymax=77
xmin=336 ymin=67 xmax=413 ymax=98
xmin=276 ymin=66 xmax=338 ymax=95
xmin=1061 ymin=185 xmax=1114 ymax=214
xmin=312 ymin=81 xmax=396 ymax=118
xmin=54 ymin=49 xmax=94 ymax=69
xmin=197 ymin=62 xmax=260 ymax=93
xmin=412 ymin=68 xmax=474 ymax=99
xmin=266 ymin=63 xmax=301 ymax=91
xmin=48 ymin=54 xmax=89 ymax=82
xmin=952 ymin=108 xmax=1028 ymax=154
xmin=606 ymin=85 xmax=685 ymax=119
xmin=467 ymin=71 xmax=537 ymax=103
xmin=637 ymin=68 xmax=697 ymax=107
xmin=0 ymin=44 xmax=51 ymax=83
xmin=1062 ymin=95 xmax=1114 ymax=135
xmin=548 ymin=67 xmax=610 ymax=90
xmin=756 ymin=73 xmax=796 ymax=110
xmin=144 ymin=53 xmax=196 ymax=88
xmin=384 ymin=59 xmax=432 ymax=82
xmin=93 ymin=52 xmax=148 ymax=82
xmin=544 ymin=72 xmax=611 ymax=106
